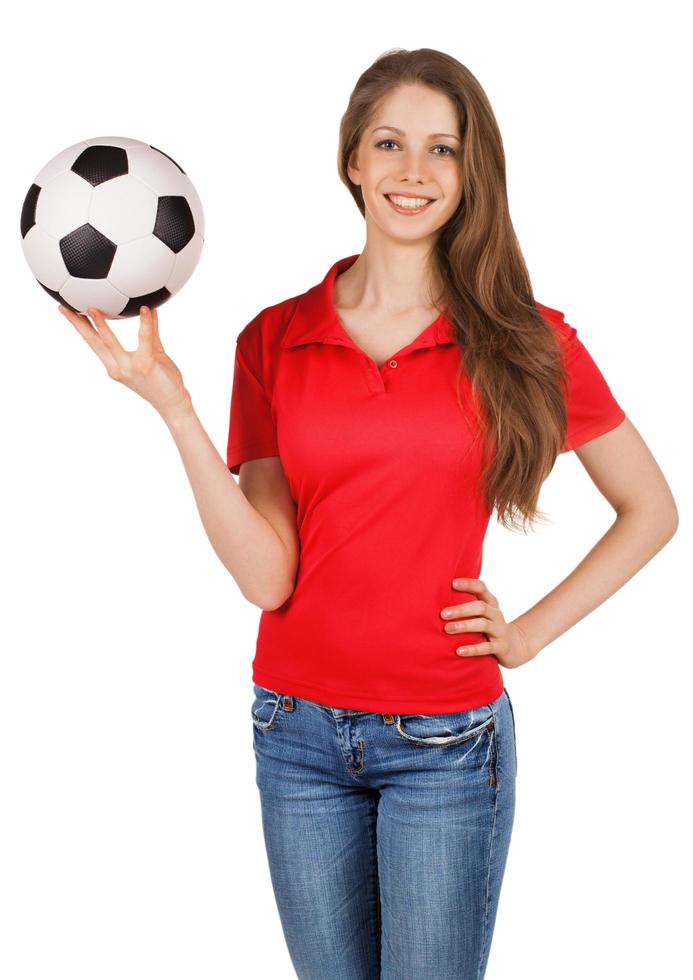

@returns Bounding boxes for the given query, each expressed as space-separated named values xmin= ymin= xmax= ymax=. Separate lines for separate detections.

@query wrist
xmin=161 ymin=394 xmax=195 ymax=429
xmin=509 ymin=616 xmax=542 ymax=663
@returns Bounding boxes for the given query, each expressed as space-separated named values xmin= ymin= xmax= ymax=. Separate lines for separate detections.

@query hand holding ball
xmin=57 ymin=303 xmax=193 ymax=422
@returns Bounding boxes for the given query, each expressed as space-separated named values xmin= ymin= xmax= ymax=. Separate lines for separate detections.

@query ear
xmin=346 ymin=148 xmax=360 ymax=186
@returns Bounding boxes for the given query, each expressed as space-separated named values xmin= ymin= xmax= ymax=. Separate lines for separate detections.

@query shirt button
xmin=388 ymin=359 xmax=398 ymax=368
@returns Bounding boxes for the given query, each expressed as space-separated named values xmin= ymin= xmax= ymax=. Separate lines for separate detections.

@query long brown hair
xmin=337 ymin=47 xmax=569 ymax=532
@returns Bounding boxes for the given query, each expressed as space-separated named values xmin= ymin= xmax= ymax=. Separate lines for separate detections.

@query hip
xmin=250 ymin=681 xmax=518 ymax=792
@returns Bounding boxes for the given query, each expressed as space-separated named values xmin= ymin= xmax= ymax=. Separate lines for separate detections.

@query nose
xmin=393 ymin=145 xmax=437 ymax=186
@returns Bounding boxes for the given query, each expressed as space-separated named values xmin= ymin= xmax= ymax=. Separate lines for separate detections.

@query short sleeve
xmin=542 ymin=306 xmax=627 ymax=453
xmin=226 ymin=315 xmax=279 ymax=475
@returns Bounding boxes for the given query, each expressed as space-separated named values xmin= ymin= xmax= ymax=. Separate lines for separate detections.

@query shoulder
xmin=535 ymin=301 xmax=578 ymax=354
xmin=237 ymin=292 xmax=304 ymax=352
xmin=535 ymin=300 xmax=569 ymax=333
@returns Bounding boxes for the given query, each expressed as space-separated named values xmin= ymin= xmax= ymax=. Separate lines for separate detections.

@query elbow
xmin=618 ymin=494 xmax=679 ymax=547
xmin=259 ymin=534 xmax=299 ymax=611
xmin=255 ymin=586 xmax=294 ymax=612
xmin=242 ymin=589 xmax=291 ymax=613
xmin=262 ymin=557 xmax=299 ymax=610
xmin=658 ymin=491 xmax=679 ymax=542
xmin=665 ymin=502 xmax=679 ymax=541
xmin=244 ymin=570 xmax=297 ymax=613
xmin=260 ymin=595 xmax=292 ymax=613
xmin=236 ymin=533 xmax=298 ymax=612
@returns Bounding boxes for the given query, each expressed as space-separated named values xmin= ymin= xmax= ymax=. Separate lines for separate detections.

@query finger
xmin=441 ymin=598 xmax=486 ymax=620
xmin=143 ymin=305 xmax=164 ymax=354
xmin=58 ymin=303 xmax=93 ymax=331
xmin=137 ymin=306 xmax=155 ymax=357
xmin=59 ymin=305 xmax=119 ymax=372
xmin=445 ymin=615 xmax=497 ymax=637
xmin=86 ymin=307 xmax=130 ymax=369
xmin=452 ymin=577 xmax=499 ymax=607
xmin=455 ymin=640 xmax=496 ymax=657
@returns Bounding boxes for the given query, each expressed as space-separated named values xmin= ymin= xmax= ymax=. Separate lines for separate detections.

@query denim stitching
xmin=504 ymin=687 xmax=518 ymax=777
xmin=477 ymin=698 xmax=500 ymax=978
xmin=365 ymin=792 xmax=382 ymax=974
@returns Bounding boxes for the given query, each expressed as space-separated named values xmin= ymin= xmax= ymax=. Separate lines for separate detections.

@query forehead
xmin=369 ymin=84 xmax=460 ymax=137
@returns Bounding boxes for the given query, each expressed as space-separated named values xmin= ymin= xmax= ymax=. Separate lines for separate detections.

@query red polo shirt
xmin=226 ymin=254 xmax=626 ymax=713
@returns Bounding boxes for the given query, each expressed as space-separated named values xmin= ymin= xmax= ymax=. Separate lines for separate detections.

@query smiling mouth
xmin=384 ymin=193 xmax=436 ymax=212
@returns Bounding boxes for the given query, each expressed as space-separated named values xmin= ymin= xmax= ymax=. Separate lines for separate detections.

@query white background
xmin=1 ymin=1 xmax=690 ymax=977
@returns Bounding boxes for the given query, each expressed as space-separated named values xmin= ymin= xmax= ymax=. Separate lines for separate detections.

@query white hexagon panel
xmin=20 ymin=136 xmax=205 ymax=318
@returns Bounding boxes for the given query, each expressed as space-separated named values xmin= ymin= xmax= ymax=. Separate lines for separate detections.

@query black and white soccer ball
xmin=20 ymin=136 xmax=205 ymax=318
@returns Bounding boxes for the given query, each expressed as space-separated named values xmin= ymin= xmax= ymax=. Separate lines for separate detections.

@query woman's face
xmin=347 ymin=83 xmax=464 ymax=244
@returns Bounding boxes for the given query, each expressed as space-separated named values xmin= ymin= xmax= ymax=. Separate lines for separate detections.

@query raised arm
xmin=58 ymin=303 xmax=297 ymax=611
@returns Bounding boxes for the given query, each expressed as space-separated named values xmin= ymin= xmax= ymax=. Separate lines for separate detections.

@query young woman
xmin=59 ymin=47 xmax=678 ymax=980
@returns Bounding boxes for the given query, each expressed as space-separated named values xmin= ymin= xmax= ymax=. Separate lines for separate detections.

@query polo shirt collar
xmin=280 ymin=254 xmax=456 ymax=350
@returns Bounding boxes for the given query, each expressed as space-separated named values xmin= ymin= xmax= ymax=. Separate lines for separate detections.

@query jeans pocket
xmin=251 ymin=684 xmax=284 ymax=731
xmin=394 ymin=705 xmax=495 ymax=747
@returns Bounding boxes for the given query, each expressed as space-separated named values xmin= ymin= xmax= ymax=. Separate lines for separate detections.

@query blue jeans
xmin=251 ymin=682 xmax=517 ymax=979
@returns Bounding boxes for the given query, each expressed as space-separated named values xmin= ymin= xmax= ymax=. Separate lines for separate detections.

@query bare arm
xmin=57 ymin=303 xmax=298 ymax=612
xmin=164 ymin=403 xmax=298 ymax=611
xmin=510 ymin=416 xmax=679 ymax=657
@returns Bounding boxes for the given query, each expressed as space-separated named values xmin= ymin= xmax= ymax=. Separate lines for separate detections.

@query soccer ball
xmin=20 ymin=136 xmax=205 ymax=318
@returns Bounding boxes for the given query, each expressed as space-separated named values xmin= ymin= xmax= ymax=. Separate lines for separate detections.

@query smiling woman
xmin=218 ymin=44 xmax=678 ymax=980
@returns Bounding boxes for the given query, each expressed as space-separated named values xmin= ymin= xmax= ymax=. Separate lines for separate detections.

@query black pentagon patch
xmin=149 ymin=145 xmax=186 ymax=174
xmin=71 ymin=145 xmax=128 ymax=186
xmin=21 ymin=184 xmax=41 ymax=238
xmin=119 ymin=287 xmax=172 ymax=318
xmin=153 ymin=196 xmax=195 ymax=253
xmin=60 ymin=224 xmax=117 ymax=278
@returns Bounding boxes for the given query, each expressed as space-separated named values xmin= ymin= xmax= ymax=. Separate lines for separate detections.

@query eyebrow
xmin=371 ymin=125 xmax=461 ymax=142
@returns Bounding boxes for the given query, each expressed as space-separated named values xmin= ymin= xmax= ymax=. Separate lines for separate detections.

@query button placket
xmin=323 ymin=330 xmax=447 ymax=394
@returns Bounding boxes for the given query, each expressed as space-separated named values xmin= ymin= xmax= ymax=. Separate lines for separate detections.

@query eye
xmin=375 ymin=139 xmax=456 ymax=157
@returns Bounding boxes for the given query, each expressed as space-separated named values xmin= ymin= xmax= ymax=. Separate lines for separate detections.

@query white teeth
xmin=387 ymin=195 xmax=433 ymax=209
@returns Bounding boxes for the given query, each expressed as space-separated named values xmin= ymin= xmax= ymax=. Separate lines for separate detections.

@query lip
xmin=384 ymin=193 xmax=436 ymax=215
xmin=384 ymin=192 xmax=436 ymax=199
